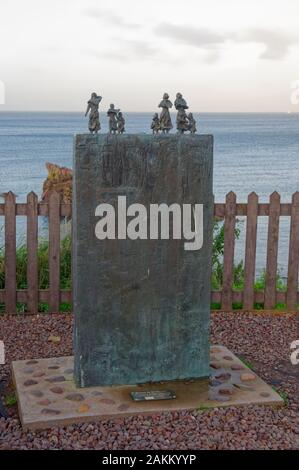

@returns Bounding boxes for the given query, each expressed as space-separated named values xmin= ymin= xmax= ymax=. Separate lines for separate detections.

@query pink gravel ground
xmin=0 ymin=312 xmax=298 ymax=450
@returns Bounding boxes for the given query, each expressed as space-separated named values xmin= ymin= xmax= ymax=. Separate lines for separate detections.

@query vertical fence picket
xmin=286 ymin=192 xmax=299 ymax=311
xmin=4 ymin=192 xmax=16 ymax=314
xmin=27 ymin=192 xmax=38 ymax=313
xmin=264 ymin=192 xmax=280 ymax=309
xmin=49 ymin=191 xmax=60 ymax=313
xmin=243 ymin=192 xmax=258 ymax=310
xmin=222 ymin=192 xmax=236 ymax=310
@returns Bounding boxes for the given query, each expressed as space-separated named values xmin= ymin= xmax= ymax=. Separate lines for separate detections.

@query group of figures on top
xmin=85 ymin=93 xmax=125 ymax=135
xmin=85 ymin=91 xmax=197 ymax=135
xmin=151 ymin=93 xmax=197 ymax=135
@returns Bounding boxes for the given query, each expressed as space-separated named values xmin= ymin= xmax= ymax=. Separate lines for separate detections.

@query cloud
xmin=155 ymin=23 xmax=224 ymax=47
xmin=154 ymin=23 xmax=298 ymax=61
xmin=239 ymin=29 xmax=294 ymax=60
xmin=87 ymin=39 xmax=158 ymax=63
xmin=83 ymin=7 xmax=140 ymax=29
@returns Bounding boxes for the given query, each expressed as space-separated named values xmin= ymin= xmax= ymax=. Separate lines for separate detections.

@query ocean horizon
xmin=0 ymin=111 xmax=298 ymax=277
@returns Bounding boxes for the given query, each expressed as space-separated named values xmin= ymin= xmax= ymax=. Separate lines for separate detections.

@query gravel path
xmin=0 ymin=312 xmax=298 ymax=450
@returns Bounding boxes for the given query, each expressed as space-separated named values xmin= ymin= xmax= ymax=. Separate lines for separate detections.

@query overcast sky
xmin=0 ymin=0 xmax=298 ymax=112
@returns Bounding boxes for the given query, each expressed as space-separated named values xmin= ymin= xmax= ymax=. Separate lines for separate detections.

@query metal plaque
xmin=131 ymin=390 xmax=176 ymax=401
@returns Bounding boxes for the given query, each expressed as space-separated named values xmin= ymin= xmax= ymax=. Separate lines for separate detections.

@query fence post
xmin=243 ymin=192 xmax=258 ymax=310
xmin=222 ymin=191 xmax=236 ymax=311
xmin=4 ymin=192 xmax=16 ymax=314
xmin=27 ymin=192 xmax=38 ymax=313
xmin=264 ymin=192 xmax=280 ymax=309
xmin=286 ymin=192 xmax=299 ymax=311
xmin=49 ymin=191 xmax=60 ymax=313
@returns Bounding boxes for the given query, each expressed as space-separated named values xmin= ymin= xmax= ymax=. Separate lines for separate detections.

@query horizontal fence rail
xmin=0 ymin=190 xmax=299 ymax=313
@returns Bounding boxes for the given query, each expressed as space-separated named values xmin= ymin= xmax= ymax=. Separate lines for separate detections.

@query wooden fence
xmin=0 ymin=190 xmax=299 ymax=314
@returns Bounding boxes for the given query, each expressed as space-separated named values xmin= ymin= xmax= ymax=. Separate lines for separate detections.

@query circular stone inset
xmin=218 ymin=387 xmax=233 ymax=395
xmin=48 ymin=365 xmax=60 ymax=370
xmin=77 ymin=404 xmax=90 ymax=413
xmin=260 ymin=392 xmax=270 ymax=398
xmin=23 ymin=379 xmax=38 ymax=386
xmin=210 ymin=347 xmax=222 ymax=354
xmin=26 ymin=360 xmax=38 ymax=365
xmin=38 ymin=399 xmax=51 ymax=406
xmin=33 ymin=371 xmax=45 ymax=378
xmin=231 ymin=364 xmax=244 ymax=371
xmin=41 ymin=408 xmax=61 ymax=415
xmin=215 ymin=372 xmax=231 ymax=381
xmin=223 ymin=355 xmax=233 ymax=361
xmin=216 ymin=395 xmax=231 ymax=402
xmin=209 ymin=379 xmax=222 ymax=387
xmin=66 ymin=393 xmax=84 ymax=402
xmin=23 ymin=368 xmax=34 ymax=374
xmin=118 ymin=404 xmax=129 ymax=411
xmin=240 ymin=373 xmax=256 ymax=382
xmin=46 ymin=376 xmax=66 ymax=383
xmin=91 ymin=391 xmax=103 ymax=396
xmin=210 ymin=362 xmax=221 ymax=369
xmin=30 ymin=390 xmax=44 ymax=398
xmin=100 ymin=398 xmax=115 ymax=405
xmin=50 ymin=386 xmax=64 ymax=394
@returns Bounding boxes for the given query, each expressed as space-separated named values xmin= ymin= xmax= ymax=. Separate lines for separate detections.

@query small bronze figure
xmin=174 ymin=93 xmax=189 ymax=134
xmin=158 ymin=93 xmax=173 ymax=133
xmin=151 ymin=112 xmax=160 ymax=134
xmin=188 ymin=112 xmax=197 ymax=134
xmin=117 ymin=111 xmax=125 ymax=134
xmin=107 ymin=104 xmax=119 ymax=134
xmin=85 ymin=92 xmax=102 ymax=134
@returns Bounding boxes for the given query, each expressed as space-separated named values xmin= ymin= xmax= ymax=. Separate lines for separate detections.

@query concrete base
xmin=12 ymin=346 xmax=283 ymax=431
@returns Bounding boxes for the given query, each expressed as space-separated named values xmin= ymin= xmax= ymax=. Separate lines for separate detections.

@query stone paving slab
xmin=12 ymin=345 xmax=283 ymax=430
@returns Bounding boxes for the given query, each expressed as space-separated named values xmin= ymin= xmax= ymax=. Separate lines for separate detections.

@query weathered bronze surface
xmin=73 ymin=134 xmax=213 ymax=387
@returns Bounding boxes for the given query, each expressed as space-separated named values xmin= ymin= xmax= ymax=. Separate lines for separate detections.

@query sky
xmin=0 ymin=0 xmax=299 ymax=112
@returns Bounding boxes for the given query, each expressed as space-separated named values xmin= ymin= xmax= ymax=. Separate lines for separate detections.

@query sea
xmin=0 ymin=112 xmax=298 ymax=277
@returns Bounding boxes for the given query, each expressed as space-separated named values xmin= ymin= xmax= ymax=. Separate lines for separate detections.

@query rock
xmin=42 ymin=162 xmax=72 ymax=204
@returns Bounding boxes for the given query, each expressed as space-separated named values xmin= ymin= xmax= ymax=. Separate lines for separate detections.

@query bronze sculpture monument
xmin=158 ymin=93 xmax=173 ymax=133
xmin=85 ymin=92 xmax=102 ymax=134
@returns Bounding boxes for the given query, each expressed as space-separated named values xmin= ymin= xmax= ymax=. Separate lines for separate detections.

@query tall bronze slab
xmin=73 ymin=134 xmax=213 ymax=387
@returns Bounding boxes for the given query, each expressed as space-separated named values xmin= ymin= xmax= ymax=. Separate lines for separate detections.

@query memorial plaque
xmin=73 ymin=134 xmax=213 ymax=387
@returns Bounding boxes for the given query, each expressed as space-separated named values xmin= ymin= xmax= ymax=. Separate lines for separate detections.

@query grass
xmin=5 ymin=392 xmax=17 ymax=407
xmin=272 ymin=387 xmax=289 ymax=406
xmin=238 ymin=356 xmax=254 ymax=370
